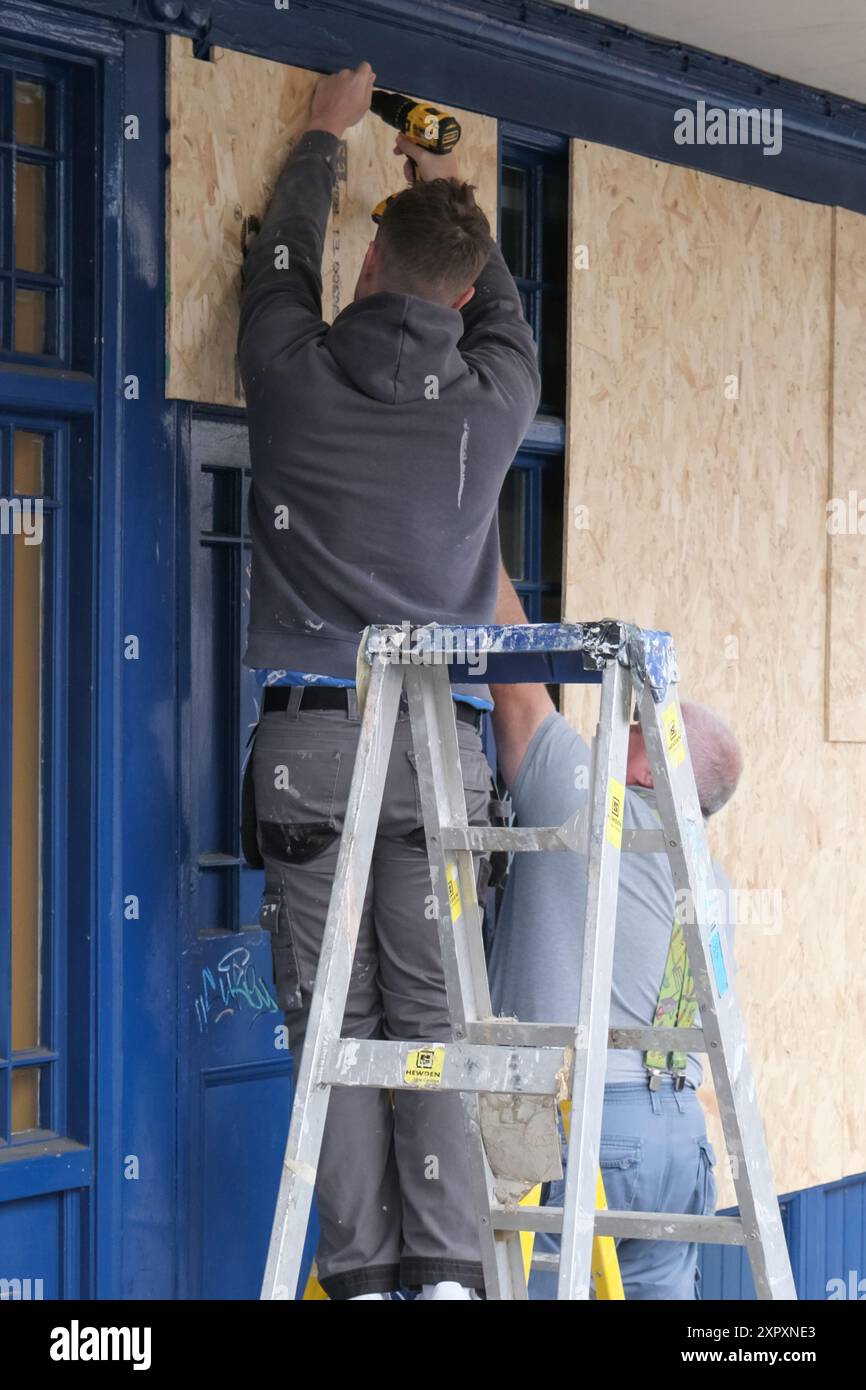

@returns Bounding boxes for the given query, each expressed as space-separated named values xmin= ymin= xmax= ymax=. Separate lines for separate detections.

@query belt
xmin=262 ymin=685 xmax=483 ymax=728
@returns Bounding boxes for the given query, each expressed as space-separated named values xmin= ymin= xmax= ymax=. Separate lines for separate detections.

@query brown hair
xmin=375 ymin=178 xmax=493 ymax=305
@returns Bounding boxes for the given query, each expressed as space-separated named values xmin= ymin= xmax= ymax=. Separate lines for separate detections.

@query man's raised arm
xmin=238 ymin=62 xmax=375 ymax=372
xmin=490 ymin=561 xmax=556 ymax=788
xmin=394 ymin=134 xmax=542 ymax=426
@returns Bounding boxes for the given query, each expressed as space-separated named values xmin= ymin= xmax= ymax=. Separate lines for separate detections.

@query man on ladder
xmin=488 ymin=569 xmax=742 ymax=1298
xmin=239 ymin=61 xmax=541 ymax=1300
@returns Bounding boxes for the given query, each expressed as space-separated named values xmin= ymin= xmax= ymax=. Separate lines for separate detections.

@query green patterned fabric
xmin=645 ymin=916 xmax=696 ymax=1075
xmin=643 ymin=798 xmax=697 ymax=1078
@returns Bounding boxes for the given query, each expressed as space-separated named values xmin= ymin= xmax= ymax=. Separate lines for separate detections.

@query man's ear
xmin=451 ymin=285 xmax=475 ymax=312
xmin=354 ymin=241 xmax=379 ymax=300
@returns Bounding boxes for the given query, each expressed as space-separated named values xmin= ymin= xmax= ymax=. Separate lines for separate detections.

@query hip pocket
xmin=599 ymin=1136 xmax=643 ymax=1213
xmin=253 ymin=743 xmax=343 ymax=825
xmin=260 ymin=888 xmax=303 ymax=1013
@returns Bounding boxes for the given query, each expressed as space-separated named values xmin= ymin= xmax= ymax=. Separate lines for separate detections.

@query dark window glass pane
xmin=541 ymin=465 xmax=564 ymax=586
xmin=516 ymin=586 xmax=540 ymax=623
xmin=15 ymin=161 xmax=46 ymax=272
xmin=242 ymin=472 xmax=251 ymax=539
xmin=519 ymin=288 xmax=537 ymax=339
xmin=542 ymin=162 xmax=568 ymax=285
xmin=500 ymin=164 xmax=528 ymax=279
xmin=540 ymin=289 xmax=566 ymax=415
xmin=499 ymin=468 xmax=527 ymax=581
xmin=541 ymin=591 xmax=562 ymax=624
xmin=15 ymin=287 xmax=53 ymax=354
xmin=195 ymin=542 xmax=236 ymax=861
xmin=200 ymin=466 xmax=237 ymax=536
xmin=0 ymin=153 xmax=11 ymax=273
xmin=15 ymin=80 xmax=46 ymax=148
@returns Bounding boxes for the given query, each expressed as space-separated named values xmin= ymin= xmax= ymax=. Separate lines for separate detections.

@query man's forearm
xmin=495 ymin=560 xmax=530 ymax=625
xmin=490 ymin=562 xmax=556 ymax=788
xmin=237 ymin=130 xmax=338 ymax=352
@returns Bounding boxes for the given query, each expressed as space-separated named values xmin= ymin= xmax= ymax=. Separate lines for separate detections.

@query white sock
xmin=420 ymin=1281 xmax=473 ymax=1301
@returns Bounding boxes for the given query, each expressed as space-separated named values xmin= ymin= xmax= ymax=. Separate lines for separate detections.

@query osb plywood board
xmin=166 ymin=36 xmax=498 ymax=406
xmin=826 ymin=208 xmax=866 ymax=742
xmin=561 ymin=140 xmax=861 ymax=1205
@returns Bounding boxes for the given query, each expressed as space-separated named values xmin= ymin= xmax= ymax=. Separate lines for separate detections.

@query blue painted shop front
xmin=1 ymin=0 xmax=865 ymax=1300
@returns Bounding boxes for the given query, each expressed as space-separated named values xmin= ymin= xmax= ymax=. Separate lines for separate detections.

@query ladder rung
xmin=530 ymin=1254 xmax=560 ymax=1273
xmin=319 ymin=1037 xmax=571 ymax=1094
xmin=440 ymin=826 xmax=578 ymax=853
xmin=608 ymin=1026 xmax=704 ymax=1051
xmin=493 ymin=1207 xmax=744 ymax=1245
xmin=621 ymin=828 xmax=668 ymax=853
xmin=465 ymin=1020 xmax=704 ymax=1052
xmin=466 ymin=1020 xmax=576 ymax=1047
xmin=437 ymin=825 xmax=666 ymax=854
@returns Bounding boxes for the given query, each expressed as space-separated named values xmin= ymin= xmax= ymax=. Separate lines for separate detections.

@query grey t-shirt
xmin=487 ymin=713 xmax=734 ymax=1088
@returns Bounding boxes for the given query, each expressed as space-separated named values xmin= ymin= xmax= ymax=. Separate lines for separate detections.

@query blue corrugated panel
xmin=699 ymin=1172 xmax=866 ymax=1300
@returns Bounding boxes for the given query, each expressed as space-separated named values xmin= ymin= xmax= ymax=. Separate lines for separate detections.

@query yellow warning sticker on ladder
xmin=403 ymin=1046 xmax=446 ymax=1087
xmin=662 ymin=702 xmax=686 ymax=767
xmin=446 ymin=862 xmax=462 ymax=922
xmin=606 ymin=779 xmax=624 ymax=849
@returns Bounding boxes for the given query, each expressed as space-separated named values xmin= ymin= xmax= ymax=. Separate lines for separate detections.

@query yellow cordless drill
xmin=369 ymin=89 xmax=462 ymax=223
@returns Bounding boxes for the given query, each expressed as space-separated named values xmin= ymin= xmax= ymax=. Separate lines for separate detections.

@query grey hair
xmin=679 ymin=701 xmax=743 ymax=817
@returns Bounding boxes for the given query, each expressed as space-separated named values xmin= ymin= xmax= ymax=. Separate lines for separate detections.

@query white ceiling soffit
xmin=546 ymin=1 xmax=866 ymax=105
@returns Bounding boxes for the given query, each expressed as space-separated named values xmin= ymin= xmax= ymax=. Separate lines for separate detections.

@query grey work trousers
xmin=253 ymin=690 xmax=492 ymax=1299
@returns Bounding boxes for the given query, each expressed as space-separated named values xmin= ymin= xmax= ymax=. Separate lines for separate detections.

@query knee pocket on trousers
xmin=259 ymin=887 xmax=303 ymax=1012
xmin=599 ymin=1136 xmax=643 ymax=1212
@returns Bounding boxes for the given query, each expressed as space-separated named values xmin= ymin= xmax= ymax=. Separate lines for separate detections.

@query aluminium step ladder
xmin=261 ymin=621 xmax=796 ymax=1301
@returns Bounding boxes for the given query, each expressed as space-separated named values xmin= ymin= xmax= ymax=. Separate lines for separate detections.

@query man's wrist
xmin=301 ymin=121 xmax=344 ymax=140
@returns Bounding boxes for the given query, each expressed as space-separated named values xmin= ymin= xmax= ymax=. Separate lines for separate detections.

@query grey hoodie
xmin=238 ymin=129 xmax=541 ymax=691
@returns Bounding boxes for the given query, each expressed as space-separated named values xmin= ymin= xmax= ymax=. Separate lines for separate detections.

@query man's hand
xmin=306 ymin=61 xmax=376 ymax=139
xmin=394 ymin=131 xmax=460 ymax=183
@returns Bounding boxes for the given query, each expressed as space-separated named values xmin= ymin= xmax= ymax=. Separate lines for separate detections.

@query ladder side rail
xmin=638 ymin=683 xmax=796 ymax=1301
xmin=404 ymin=661 xmax=522 ymax=1298
xmin=260 ymin=658 xmax=404 ymax=1300
xmin=404 ymin=662 xmax=493 ymax=1029
xmin=558 ymin=659 xmax=631 ymax=1299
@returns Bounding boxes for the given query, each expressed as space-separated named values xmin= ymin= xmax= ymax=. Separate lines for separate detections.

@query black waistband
xmin=263 ymin=685 xmax=349 ymax=712
xmin=262 ymin=684 xmax=482 ymax=727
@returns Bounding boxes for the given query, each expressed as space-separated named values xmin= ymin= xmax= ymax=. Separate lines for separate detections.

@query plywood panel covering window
xmin=165 ymin=36 xmax=498 ymax=407
xmin=826 ymin=208 xmax=866 ymax=742
xmin=563 ymin=140 xmax=866 ymax=1204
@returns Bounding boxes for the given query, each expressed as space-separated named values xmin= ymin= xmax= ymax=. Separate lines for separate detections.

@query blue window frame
xmin=0 ymin=50 xmax=95 ymax=370
xmin=498 ymin=127 xmax=567 ymax=627
xmin=0 ymin=43 xmax=98 ymax=1158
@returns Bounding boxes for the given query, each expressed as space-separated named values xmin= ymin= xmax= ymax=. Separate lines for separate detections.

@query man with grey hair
xmin=488 ymin=569 xmax=740 ymax=1299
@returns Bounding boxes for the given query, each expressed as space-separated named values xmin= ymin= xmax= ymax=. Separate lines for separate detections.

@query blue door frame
xmin=1 ymin=0 xmax=865 ymax=1301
